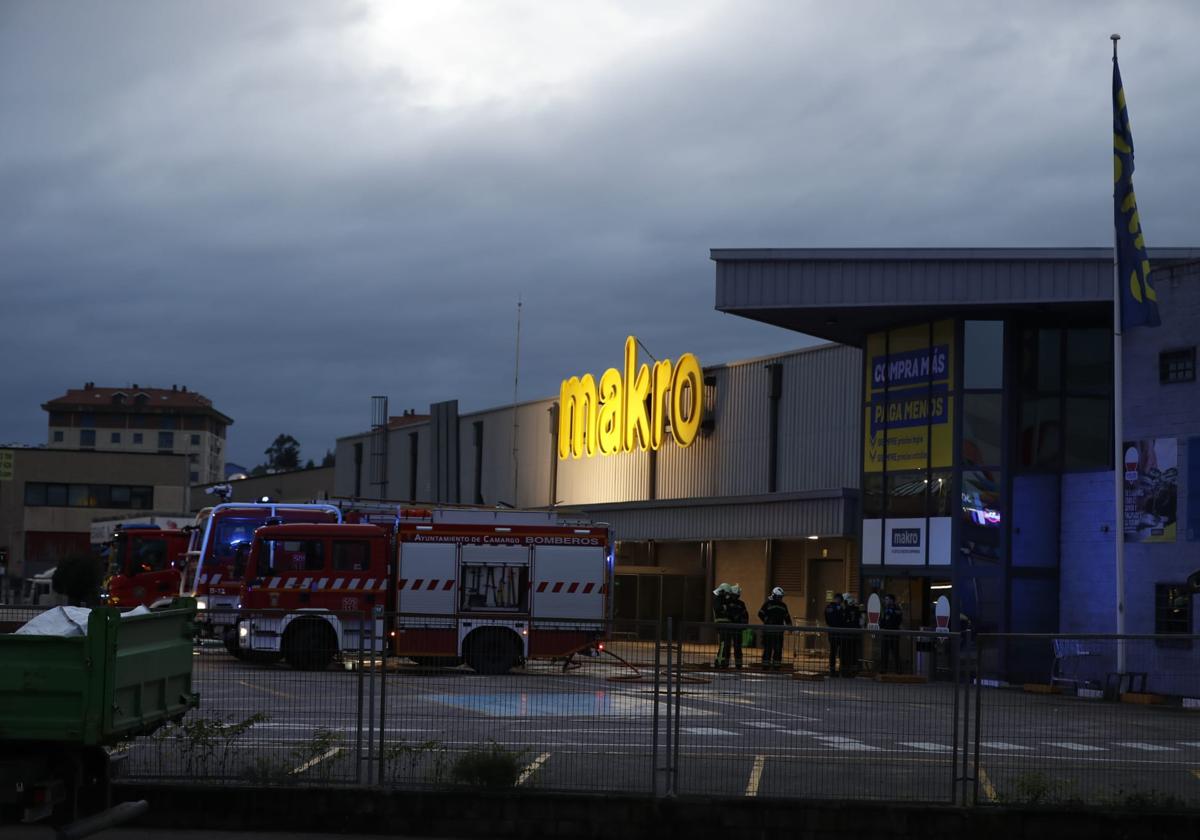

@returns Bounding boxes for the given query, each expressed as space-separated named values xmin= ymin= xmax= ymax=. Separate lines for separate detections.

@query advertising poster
xmin=1123 ymin=438 xmax=1178 ymax=543
xmin=864 ymin=320 xmax=955 ymax=472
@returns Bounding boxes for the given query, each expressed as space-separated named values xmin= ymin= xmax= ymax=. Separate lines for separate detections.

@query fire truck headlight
xmin=239 ymin=625 xmax=249 ymax=639
xmin=196 ymin=598 xmax=208 ymax=610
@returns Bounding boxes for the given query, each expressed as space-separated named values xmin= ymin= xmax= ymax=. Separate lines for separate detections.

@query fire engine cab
xmin=100 ymin=523 xmax=189 ymax=608
xmin=235 ymin=507 xmax=611 ymax=673
xmin=181 ymin=502 xmax=342 ymax=650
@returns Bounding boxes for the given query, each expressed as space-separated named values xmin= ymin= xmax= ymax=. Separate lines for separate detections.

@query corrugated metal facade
xmin=588 ymin=494 xmax=851 ymax=542
xmin=334 ymin=342 xmax=860 ymax=540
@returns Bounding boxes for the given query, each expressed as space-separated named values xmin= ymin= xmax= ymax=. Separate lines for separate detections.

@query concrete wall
xmin=0 ymin=448 xmax=190 ymax=582
xmin=1120 ymin=271 xmax=1199 ymax=639
xmin=117 ymin=783 xmax=1200 ymax=840
xmin=188 ymin=466 xmax=335 ymax=512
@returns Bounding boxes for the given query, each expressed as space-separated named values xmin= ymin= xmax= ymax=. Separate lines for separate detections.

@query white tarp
xmin=14 ymin=604 xmax=152 ymax=636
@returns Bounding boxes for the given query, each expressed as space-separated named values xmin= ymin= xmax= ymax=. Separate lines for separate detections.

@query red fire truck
xmin=100 ymin=523 xmax=190 ymax=608
xmin=180 ymin=502 xmax=343 ymax=651
xmin=235 ymin=507 xmax=611 ymax=673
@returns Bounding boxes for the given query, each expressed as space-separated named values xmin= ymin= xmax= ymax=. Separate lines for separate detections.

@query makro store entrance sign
xmin=864 ymin=320 xmax=955 ymax=472
xmin=558 ymin=336 xmax=703 ymax=459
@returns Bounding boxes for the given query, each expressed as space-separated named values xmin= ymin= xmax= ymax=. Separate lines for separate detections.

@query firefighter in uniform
xmin=824 ymin=592 xmax=846 ymax=676
xmin=880 ymin=593 xmax=903 ymax=674
xmin=722 ymin=583 xmax=749 ymax=669
xmin=757 ymin=586 xmax=792 ymax=670
xmin=712 ymin=583 xmax=732 ymax=668
xmin=842 ymin=593 xmax=862 ymax=677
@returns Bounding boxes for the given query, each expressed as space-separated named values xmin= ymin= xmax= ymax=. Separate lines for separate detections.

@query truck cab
xmin=100 ymin=524 xmax=188 ymax=609
xmin=237 ymin=522 xmax=391 ymax=670
xmin=180 ymin=503 xmax=343 ymax=651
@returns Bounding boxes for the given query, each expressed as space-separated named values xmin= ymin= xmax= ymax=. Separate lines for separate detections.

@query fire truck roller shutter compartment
xmin=395 ymin=541 xmax=458 ymax=659
xmin=529 ymin=543 xmax=607 ymax=658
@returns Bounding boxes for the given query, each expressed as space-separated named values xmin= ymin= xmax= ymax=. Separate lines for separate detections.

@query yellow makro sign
xmin=558 ymin=336 xmax=703 ymax=459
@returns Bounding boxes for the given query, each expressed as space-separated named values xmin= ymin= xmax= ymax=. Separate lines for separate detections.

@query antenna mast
xmin=511 ymin=297 xmax=522 ymax=506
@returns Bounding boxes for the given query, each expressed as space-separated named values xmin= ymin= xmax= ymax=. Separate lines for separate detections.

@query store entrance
xmin=806 ymin=559 xmax=843 ymax=623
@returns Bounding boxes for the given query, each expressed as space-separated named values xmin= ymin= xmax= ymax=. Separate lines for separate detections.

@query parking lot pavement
xmin=116 ymin=649 xmax=1200 ymax=805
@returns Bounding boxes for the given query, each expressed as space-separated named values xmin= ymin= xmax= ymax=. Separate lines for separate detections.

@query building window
xmin=189 ymin=471 xmax=199 ymax=483
xmin=53 ymin=431 xmax=64 ymax=442
xmin=190 ymin=433 xmax=201 ymax=445
xmin=80 ymin=429 xmax=96 ymax=447
xmin=160 ymin=415 xmax=177 ymax=430
xmin=22 ymin=482 xmax=148 ymax=508
xmin=1160 ymin=348 xmax=1196 ymax=384
xmin=111 ymin=432 xmax=121 ymax=444
xmin=1155 ymin=583 xmax=1193 ymax=647
xmin=80 ymin=413 xmax=95 ymax=428
xmin=133 ymin=432 xmax=143 ymax=444
xmin=158 ymin=431 xmax=174 ymax=449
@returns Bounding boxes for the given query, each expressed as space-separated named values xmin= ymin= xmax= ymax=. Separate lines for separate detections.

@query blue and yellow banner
xmin=1113 ymin=55 xmax=1160 ymax=329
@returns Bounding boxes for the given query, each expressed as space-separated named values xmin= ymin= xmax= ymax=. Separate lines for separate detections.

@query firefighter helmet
xmin=771 ymin=587 xmax=785 ymax=599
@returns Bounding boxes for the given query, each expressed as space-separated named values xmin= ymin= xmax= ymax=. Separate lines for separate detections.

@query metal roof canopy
xmin=711 ymin=247 xmax=1200 ymax=346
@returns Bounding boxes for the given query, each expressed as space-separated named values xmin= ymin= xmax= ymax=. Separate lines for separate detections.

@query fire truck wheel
xmin=223 ymin=627 xmax=248 ymax=660
xmin=410 ymin=656 xmax=463 ymax=667
xmin=282 ymin=619 xmax=337 ymax=671
xmin=464 ymin=628 xmax=520 ymax=675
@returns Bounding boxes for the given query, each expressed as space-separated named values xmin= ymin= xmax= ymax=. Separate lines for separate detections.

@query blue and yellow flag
xmin=1113 ymin=55 xmax=1159 ymax=329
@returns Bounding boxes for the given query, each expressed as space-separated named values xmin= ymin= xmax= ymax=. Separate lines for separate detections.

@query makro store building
xmin=335 ymin=339 xmax=862 ymax=636
xmin=713 ymin=248 xmax=1200 ymax=680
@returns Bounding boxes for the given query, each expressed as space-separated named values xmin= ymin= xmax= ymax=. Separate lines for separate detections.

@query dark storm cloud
xmin=4 ymin=0 xmax=1199 ymax=466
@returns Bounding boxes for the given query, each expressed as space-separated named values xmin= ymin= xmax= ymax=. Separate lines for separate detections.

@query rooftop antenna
xmin=511 ymin=296 xmax=523 ymax=506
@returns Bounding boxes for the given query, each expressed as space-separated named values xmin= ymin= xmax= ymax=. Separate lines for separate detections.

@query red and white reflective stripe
xmin=396 ymin=579 xmax=407 ymax=590
xmin=269 ymin=577 xmax=281 ymax=588
xmin=364 ymin=579 xmax=376 ymax=590
xmin=333 ymin=578 xmax=345 ymax=590
xmin=348 ymin=579 xmax=360 ymax=590
xmin=210 ymin=574 xmax=222 ymax=585
xmin=199 ymin=573 xmax=209 ymax=584
xmin=441 ymin=580 xmax=454 ymax=591
xmin=285 ymin=577 xmax=297 ymax=589
xmin=317 ymin=578 xmax=328 ymax=589
xmin=301 ymin=578 xmax=312 ymax=589
xmin=535 ymin=580 xmax=604 ymax=594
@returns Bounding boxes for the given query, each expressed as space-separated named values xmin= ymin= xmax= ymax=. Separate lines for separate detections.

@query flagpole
xmin=1111 ymin=33 xmax=1126 ymax=673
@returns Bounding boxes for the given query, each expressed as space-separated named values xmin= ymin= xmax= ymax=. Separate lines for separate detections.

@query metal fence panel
xmin=970 ymin=633 xmax=1200 ymax=809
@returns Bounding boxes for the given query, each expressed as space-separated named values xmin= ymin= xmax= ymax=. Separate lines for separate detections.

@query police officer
xmin=712 ymin=583 xmax=732 ymax=668
xmin=758 ymin=586 xmax=792 ymax=670
xmin=880 ymin=593 xmax=903 ymax=674
xmin=824 ymin=592 xmax=845 ymax=677
xmin=723 ymin=583 xmax=749 ymax=670
xmin=842 ymin=593 xmax=862 ymax=677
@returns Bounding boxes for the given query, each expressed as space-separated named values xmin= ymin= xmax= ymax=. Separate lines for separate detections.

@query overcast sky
xmin=3 ymin=1 xmax=1198 ymax=468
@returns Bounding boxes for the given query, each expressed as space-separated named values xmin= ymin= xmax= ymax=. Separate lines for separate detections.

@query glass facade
xmin=861 ymin=315 xmax=1114 ymax=676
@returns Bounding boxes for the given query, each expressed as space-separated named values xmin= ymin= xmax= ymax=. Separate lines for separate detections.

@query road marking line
xmin=238 ymin=679 xmax=295 ymax=699
xmin=682 ymin=727 xmax=737 ymax=736
xmin=980 ymin=741 xmax=1032 ymax=751
xmin=899 ymin=741 xmax=953 ymax=752
xmin=289 ymin=747 xmax=341 ymax=775
xmin=517 ymin=751 xmax=551 ymax=786
xmin=781 ymin=729 xmax=820 ymax=736
xmin=1045 ymin=742 xmax=1105 ymax=752
xmin=1180 ymin=742 xmax=1200 ymax=747
xmin=744 ymin=722 xmax=783 ymax=728
xmin=813 ymin=736 xmax=880 ymax=751
xmin=978 ymin=765 xmax=998 ymax=802
xmin=745 ymin=754 xmax=766 ymax=797
xmin=1115 ymin=742 xmax=1177 ymax=752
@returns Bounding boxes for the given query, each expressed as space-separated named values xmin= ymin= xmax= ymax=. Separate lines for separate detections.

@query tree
xmin=263 ymin=434 xmax=301 ymax=472
xmin=321 ymin=449 xmax=335 ymax=468
xmin=52 ymin=554 xmax=103 ymax=606
xmin=305 ymin=459 xmax=315 ymax=470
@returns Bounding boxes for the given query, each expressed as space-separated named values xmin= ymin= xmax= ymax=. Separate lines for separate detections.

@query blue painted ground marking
xmin=434 ymin=691 xmax=657 ymax=717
